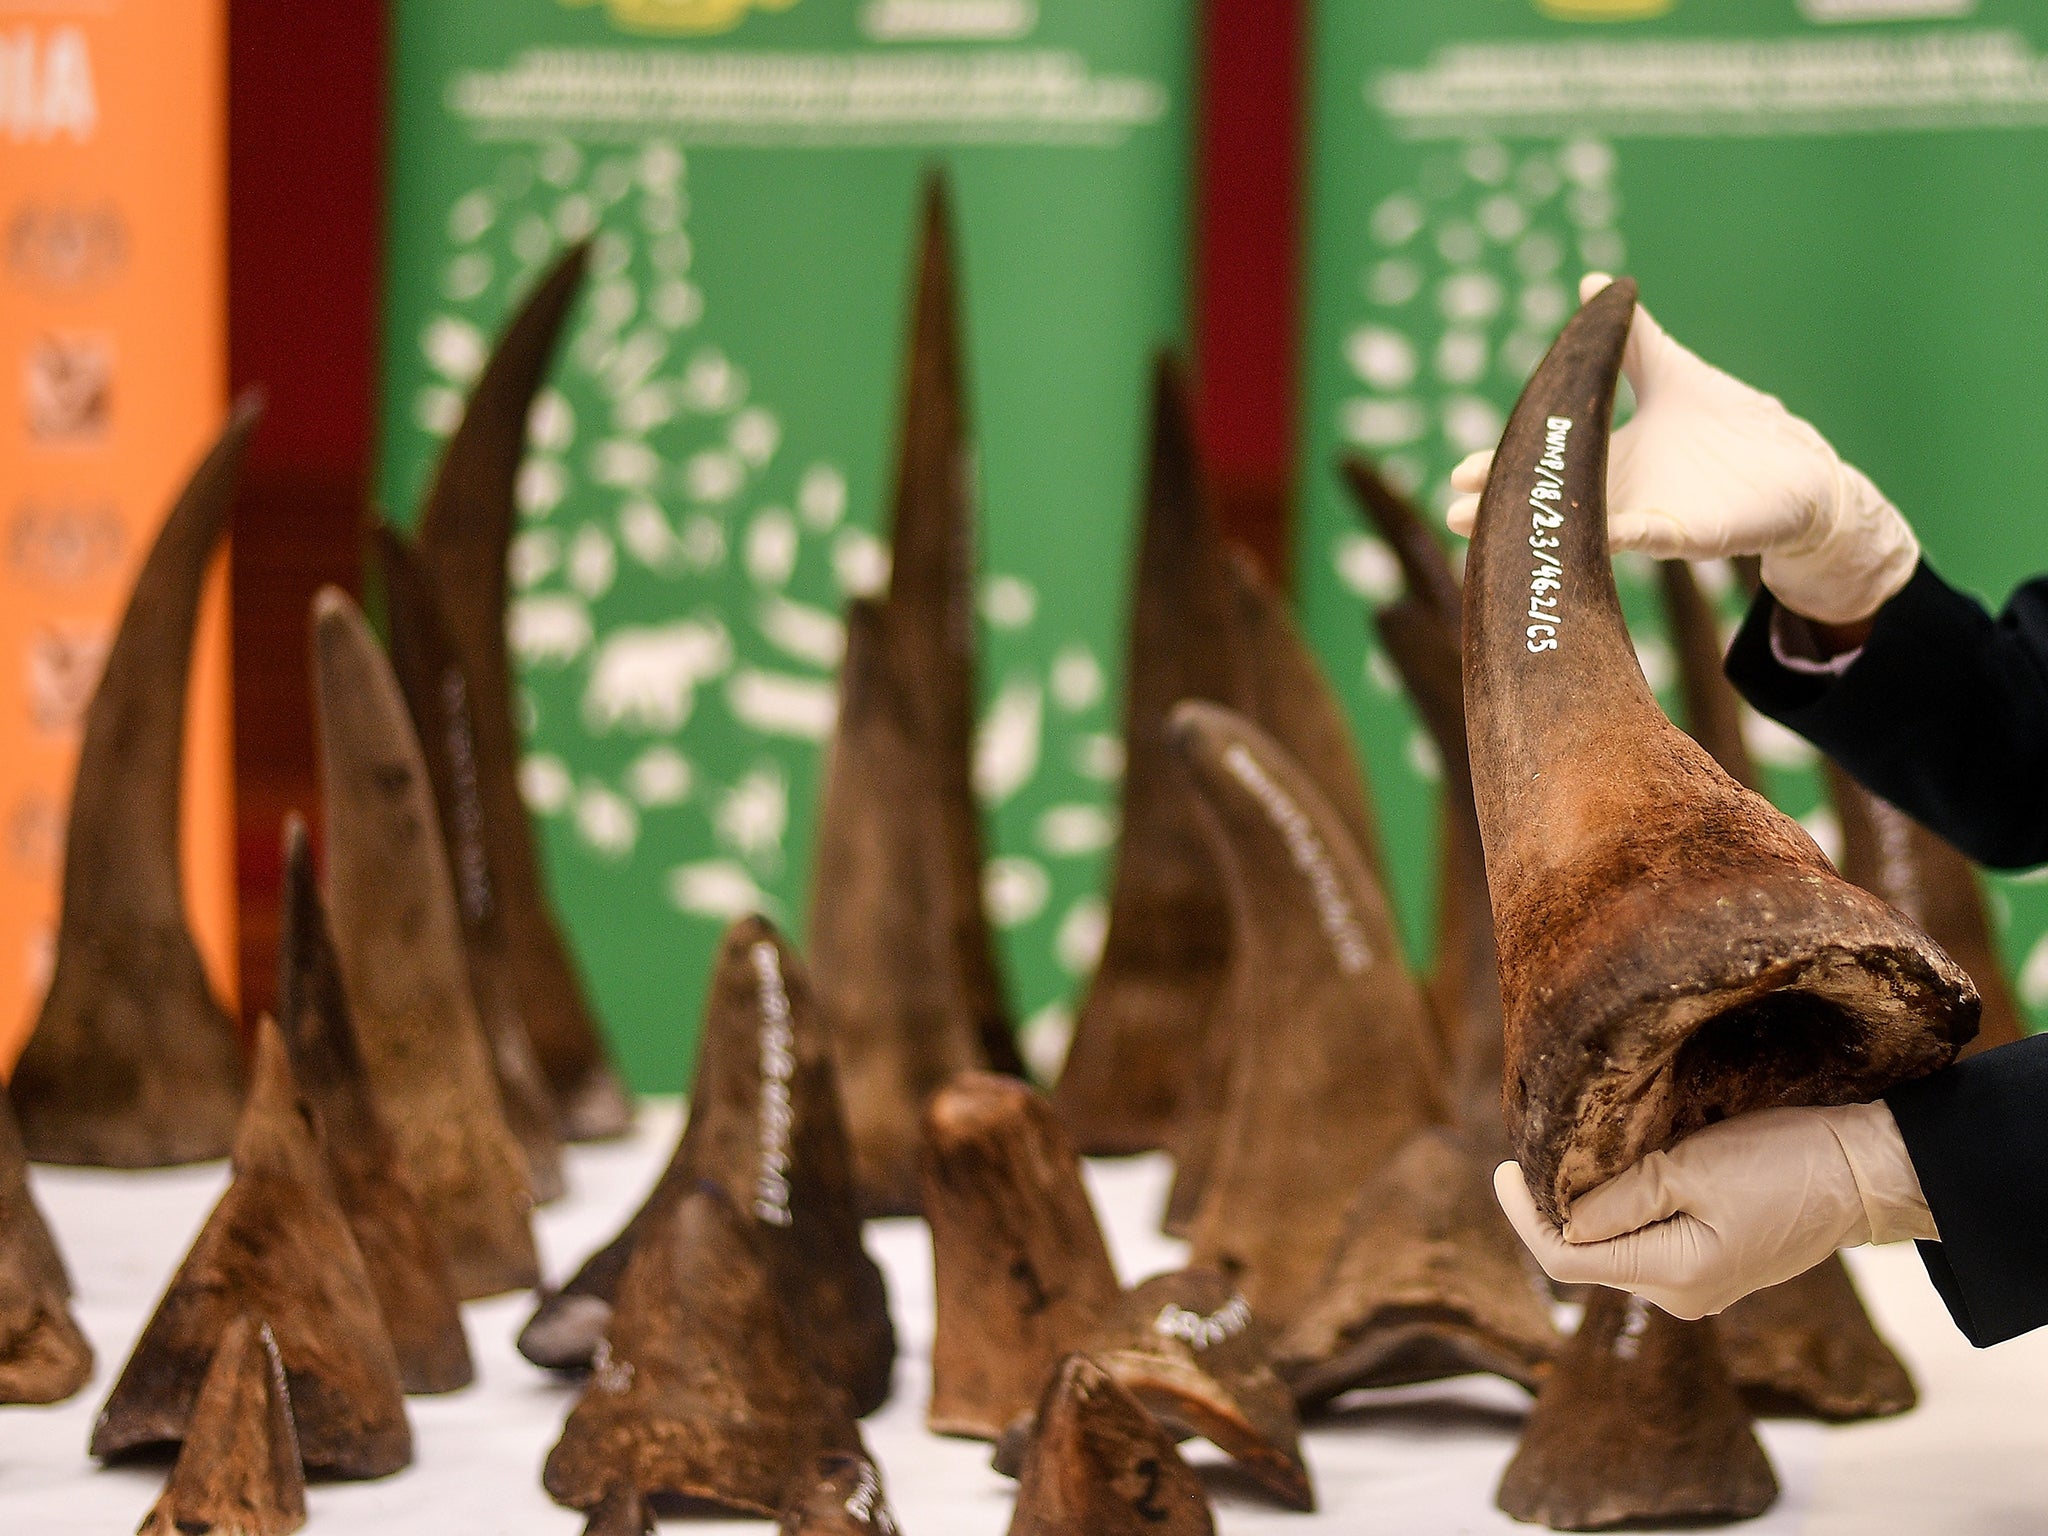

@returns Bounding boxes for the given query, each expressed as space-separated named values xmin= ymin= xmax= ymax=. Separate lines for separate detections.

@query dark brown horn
xmin=923 ymin=1072 xmax=1121 ymax=1440
xmin=1496 ymin=1291 xmax=1777 ymax=1529
xmin=808 ymin=601 xmax=990 ymax=1217
xmin=408 ymin=241 xmax=632 ymax=1141
xmin=375 ymin=524 xmax=566 ymax=1201
xmin=311 ymin=586 xmax=539 ymax=1299
xmin=778 ymin=1451 xmax=902 ymax=1534
xmin=996 ymin=1268 xmax=1313 ymax=1512
xmin=1342 ymin=453 xmax=1507 ymax=1165
xmin=1007 ymin=1354 xmax=1215 ymax=1536
xmin=520 ymin=917 xmax=894 ymax=1415
xmin=1055 ymin=355 xmax=1243 ymax=1158
xmin=137 ymin=1314 xmax=307 ymax=1536
xmin=883 ymin=171 xmax=1020 ymax=1080
xmin=0 ymin=1089 xmax=91 ymax=1403
xmin=1163 ymin=562 xmax=1404 ymax=1235
xmin=541 ymin=1185 xmax=864 ymax=1519
xmin=1715 ymin=1255 xmax=1915 ymax=1420
xmin=1274 ymin=1127 xmax=1558 ymax=1406
xmin=1658 ymin=561 xmax=1921 ymax=1420
xmin=1828 ymin=765 xmax=2026 ymax=1056
xmin=1464 ymin=279 xmax=1977 ymax=1222
xmin=1171 ymin=702 xmax=1443 ymax=1328
xmin=275 ymin=815 xmax=473 ymax=1394
xmin=94 ymin=1019 xmax=412 ymax=1478
xmin=8 ymin=398 xmax=258 ymax=1168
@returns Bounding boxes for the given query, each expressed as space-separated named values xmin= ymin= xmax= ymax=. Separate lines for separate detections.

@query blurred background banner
xmin=0 ymin=0 xmax=237 ymax=1067
xmin=379 ymin=0 xmax=1194 ymax=1090
xmin=1299 ymin=0 xmax=2048 ymax=1026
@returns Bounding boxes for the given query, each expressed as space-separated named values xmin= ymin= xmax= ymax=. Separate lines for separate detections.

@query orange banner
xmin=0 ymin=1 xmax=236 ymax=1068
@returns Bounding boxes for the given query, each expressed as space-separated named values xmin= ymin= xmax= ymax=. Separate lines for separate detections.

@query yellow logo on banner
xmin=1535 ymin=0 xmax=1673 ymax=17
xmin=563 ymin=0 xmax=800 ymax=35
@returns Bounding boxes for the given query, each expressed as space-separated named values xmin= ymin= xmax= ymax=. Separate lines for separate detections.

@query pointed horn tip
xmin=228 ymin=388 xmax=268 ymax=427
xmin=311 ymin=584 xmax=367 ymax=636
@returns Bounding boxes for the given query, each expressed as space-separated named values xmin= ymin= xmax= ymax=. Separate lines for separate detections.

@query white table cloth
xmin=5 ymin=1100 xmax=2043 ymax=1532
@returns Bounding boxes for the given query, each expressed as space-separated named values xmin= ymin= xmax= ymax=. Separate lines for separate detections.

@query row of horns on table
xmin=0 ymin=186 xmax=2001 ymax=1533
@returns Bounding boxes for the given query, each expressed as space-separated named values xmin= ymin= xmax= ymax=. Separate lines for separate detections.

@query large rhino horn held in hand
xmin=1462 ymin=279 xmax=1978 ymax=1222
xmin=404 ymin=241 xmax=633 ymax=1143
xmin=9 ymin=398 xmax=260 ymax=1168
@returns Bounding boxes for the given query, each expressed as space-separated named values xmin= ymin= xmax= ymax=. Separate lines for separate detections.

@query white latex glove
xmin=1446 ymin=274 xmax=1920 ymax=626
xmin=1491 ymin=1102 xmax=1936 ymax=1320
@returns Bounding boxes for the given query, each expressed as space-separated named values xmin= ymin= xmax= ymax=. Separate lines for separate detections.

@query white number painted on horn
xmin=1525 ymin=415 xmax=1573 ymax=654
xmin=750 ymin=940 xmax=796 ymax=1227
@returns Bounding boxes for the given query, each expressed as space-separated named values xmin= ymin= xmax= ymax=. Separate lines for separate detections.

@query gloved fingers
xmin=1605 ymin=507 xmax=1705 ymax=561
xmin=1446 ymin=493 xmax=1479 ymax=538
xmin=1449 ymin=449 xmax=1494 ymax=494
xmin=1563 ymin=1150 xmax=1686 ymax=1243
xmin=1578 ymin=269 xmax=1691 ymax=405
xmin=1496 ymin=1163 xmax=1674 ymax=1291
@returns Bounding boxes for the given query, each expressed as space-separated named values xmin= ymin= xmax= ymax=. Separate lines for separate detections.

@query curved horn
xmin=1172 ymin=703 xmax=1443 ymax=1327
xmin=9 ymin=398 xmax=259 ymax=1167
xmin=0 ymin=1090 xmax=91 ymax=1403
xmin=1464 ymin=280 xmax=1977 ymax=1221
xmin=1056 ymin=355 xmax=1243 ymax=1157
xmin=409 ymin=242 xmax=632 ymax=1142
xmin=1008 ymin=1354 xmax=1216 ymax=1536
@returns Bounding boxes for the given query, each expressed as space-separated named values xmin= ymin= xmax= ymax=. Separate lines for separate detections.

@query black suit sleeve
xmin=1728 ymin=559 xmax=2048 ymax=1344
xmin=1726 ymin=560 xmax=2048 ymax=870
xmin=1886 ymin=1036 xmax=2048 ymax=1347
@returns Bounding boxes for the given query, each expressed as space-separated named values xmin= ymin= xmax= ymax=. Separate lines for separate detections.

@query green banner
xmin=380 ymin=0 xmax=1192 ymax=1089
xmin=1302 ymin=1 xmax=2048 ymax=1021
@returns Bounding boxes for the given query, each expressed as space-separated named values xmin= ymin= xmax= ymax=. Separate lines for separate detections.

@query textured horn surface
xmin=10 ymin=399 xmax=260 ymax=1168
xmin=1464 ymin=280 xmax=1977 ymax=1221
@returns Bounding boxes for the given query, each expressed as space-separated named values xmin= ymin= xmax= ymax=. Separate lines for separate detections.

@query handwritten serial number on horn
xmin=751 ymin=940 xmax=797 ymax=1228
xmin=1154 ymin=1293 xmax=1253 ymax=1351
xmin=1524 ymin=415 xmax=1572 ymax=654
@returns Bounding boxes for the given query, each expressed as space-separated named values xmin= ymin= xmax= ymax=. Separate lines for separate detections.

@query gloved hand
xmin=1491 ymin=1101 xmax=1936 ymax=1319
xmin=1446 ymin=274 xmax=1920 ymax=626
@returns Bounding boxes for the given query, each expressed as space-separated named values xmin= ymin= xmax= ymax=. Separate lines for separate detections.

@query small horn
xmin=376 ymin=524 xmax=566 ymax=1201
xmin=520 ymin=917 xmax=894 ymax=1415
xmin=882 ymin=170 xmax=1020 ymax=1080
xmin=275 ymin=816 xmax=473 ymax=1394
xmin=1274 ymin=1127 xmax=1559 ymax=1406
xmin=136 ymin=1315 xmax=306 ymax=1536
xmin=312 ymin=587 xmax=539 ymax=1299
xmin=1056 ymin=356 xmax=1245 ymax=1157
xmin=1464 ymin=280 xmax=1976 ymax=1222
xmin=1171 ymin=703 xmax=1443 ymax=1328
xmin=0 ymin=1090 xmax=91 ymax=1403
xmin=1007 ymin=1354 xmax=1215 ymax=1536
xmin=777 ymin=1451 xmax=902 ymax=1534
xmin=93 ymin=1020 xmax=412 ymax=1478
xmin=1496 ymin=1291 xmax=1777 ymax=1529
xmin=923 ymin=1072 xmax=1121 ymax=1440
xmin=541 ymin=1186 xmax=864 ymax=1519
xmin=996 ymin=1268 xmax=1313 ymax=1512
xmin=808 ymin=601 xmax=991 ymax=1216
xmin=409 ymin=242 xmax=632 ymax=1141
xmin=1659 ymin=562 xmax=1920 ymax=1420
xmin=9 ymin=397 xmax=259 ymax=1167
